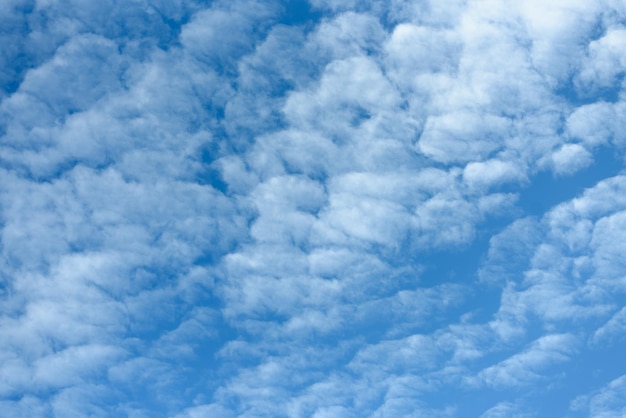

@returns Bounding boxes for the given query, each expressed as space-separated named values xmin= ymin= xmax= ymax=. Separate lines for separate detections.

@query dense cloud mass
xmin=1 ymin=0 xmax=626 ymax=416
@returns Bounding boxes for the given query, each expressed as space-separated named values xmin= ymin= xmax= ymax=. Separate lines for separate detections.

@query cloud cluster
xmin=2 ymin=0 xmax=626 ymax=416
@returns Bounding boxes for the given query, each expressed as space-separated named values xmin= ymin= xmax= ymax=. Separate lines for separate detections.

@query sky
xmin=1 ymin=0 xmax=626 ymax=417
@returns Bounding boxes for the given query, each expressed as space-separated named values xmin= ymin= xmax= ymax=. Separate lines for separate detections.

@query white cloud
xmin=314 ymin=190 xmax=412 ymax=246
xmin=385 ymin=23 xmax=460 ymax=90
xmin=0 ymin=396 xmax=49 ymax=418
xmin=51 ymin=384 xmax=112 ymax=418
xmin=479 ymin=218 xmax=541 ymax=283
xmin=33 ymin=344 xmax=125 ymax=389
xmin=309 ymin=11 xmax=387 ymax=60
xmin=589 ymin=376 xmax=626 ymax=417
xmin=284 ymin=55 xmax=402 ymax=138
xmin=566 ymin=175 xmax=626 ymax=219
xmin=566 ymin=102 xmax=617 ymax=147
xmin=591 ymin=307 xmax=626 ymax=346
xmin=180 ymin=1 xmax=277 ymax=64
xmin=249 ymin=175 xmax=326 ymax=245
xmin=174 ymin=404 xmax=235 ymax=418
xmin=463 ymin=159 xmax=526 ymax=190
xmin=372 ymin=397 xmax=456 ymax=418
xmin=471 ymin=334 xmax=578 ymax=387
xmin=590 ymin=211 xmax=626 ymax=285
xmin=550 ymin=143 xmax=593 ymax=175
xmin=482 ymin=176 xmax=626 ymax=348
xmin=572 ymin=375 xmax=626 ymax=418
xmin=417 ymin=111 xmax=510 ymax=164
xmin=480 ymin=401 xmax=533 ymax=418
xmin=386 ymin=0 xmax=467 ymax=27
xmin=577 ymin=28 xmax=626 ymax=91
xmin=2 ymin=0 xmax=626 ymax=416
xmin=349 ymin=334 xmax=441 ymax=375
xmin=514 ymin=0 xmax=603 ymax=85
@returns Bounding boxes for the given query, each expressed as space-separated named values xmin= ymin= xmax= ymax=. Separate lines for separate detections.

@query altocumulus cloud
xmin=1 ymin=0 xmax=626 ymax=417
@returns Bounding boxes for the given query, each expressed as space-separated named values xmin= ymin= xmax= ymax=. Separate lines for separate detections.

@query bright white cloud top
xmin=1 ymin=0 xmax=626 ymax=417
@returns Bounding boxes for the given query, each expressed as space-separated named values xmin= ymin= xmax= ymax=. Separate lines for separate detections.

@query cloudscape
xmin=2 ymin=0 xmax=626 ymax=416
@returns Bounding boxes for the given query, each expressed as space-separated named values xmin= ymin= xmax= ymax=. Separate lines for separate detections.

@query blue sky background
xmin=1 ymin=0 xmax=626 ymax=417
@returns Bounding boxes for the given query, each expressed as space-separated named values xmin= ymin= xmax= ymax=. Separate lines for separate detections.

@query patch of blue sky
xmin=280 ymin=0 xmax=324 ymax=26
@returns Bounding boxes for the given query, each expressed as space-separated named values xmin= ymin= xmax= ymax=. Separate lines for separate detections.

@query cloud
xmin=385 ymin=0 xmax=466 ymax=26
xmin=572 ymin=375 xmax=626 ymax=418
xmin=284 ymin=55 xmax=402 ymax=139
xmin=463 ymin=159 xmax=526 ymax=190
xmin=480 ymin=401 xmax=534 ymax=418
xmin=386 ymin=23 xmax=460 ymax=79
xmin=591 ymin=307 xmax=626 ymax=346
xmin=2 ymin=0 xmax=626 ymax=416
xmin=174 ymin=404 xmax=235 ymax=418
xmin=470 ymin=334 xmax=578 ymax=388
xmin=180 ymin=2 xmax=276 ymax=65
xmin=484 ymin=173 xmax=626 ymax=327
xmin=566 ymin=101 xmax=618 ymax=147
xmin=33 ymin=344 xmax=126 ymax=389
xmin=550 ymin=143 xmax=594 ymax=175
xmin=349 ymin=334 xmax=441 ymax=375
xmin=479 ymin=218 xmax=542 ymax=284
xmin=0 ymin=396 xmax=49 ymax=418
xmin=512 ymin=0 xmax=608 ymax=87
xmin=567 ymin=105 xmax=626 ymax=158
xmin=577 ymin=28 xmax=626 ymax=92
xmin=418 ymin=112 xmax=511 ymax=164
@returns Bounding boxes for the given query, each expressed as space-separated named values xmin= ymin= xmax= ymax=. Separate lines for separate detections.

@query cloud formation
xmin=2 ymin=0 xmax=626 ymax=416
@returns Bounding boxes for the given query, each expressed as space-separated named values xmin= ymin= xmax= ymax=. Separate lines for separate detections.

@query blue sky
xmin=1 ymin=0 xmax=626 ymax=417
